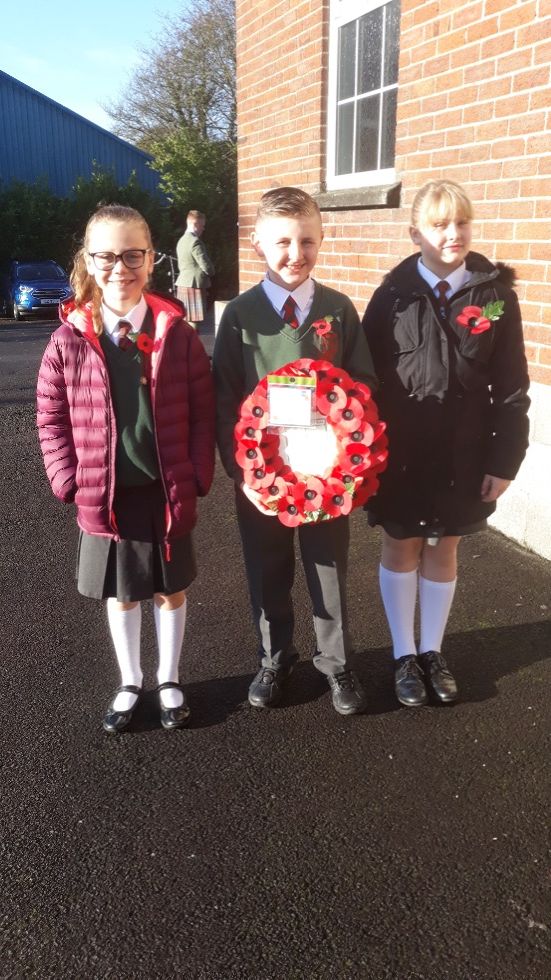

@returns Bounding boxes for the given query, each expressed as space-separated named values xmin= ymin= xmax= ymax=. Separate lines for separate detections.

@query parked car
xmin=2 ymin=260 xmax=73 ymax=320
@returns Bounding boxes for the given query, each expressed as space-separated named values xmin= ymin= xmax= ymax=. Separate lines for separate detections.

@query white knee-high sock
xmin=154 ymin=600 xmax=187 ymax=708
xmin=106 ymin=600 xmax=142 ymax=711
xmin=378 ymin=565 xmax=418 ymax=660
xmin=418 ymin=575 xmax=457 ymax=654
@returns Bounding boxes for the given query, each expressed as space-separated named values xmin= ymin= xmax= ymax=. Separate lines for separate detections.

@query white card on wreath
xmin=279 ymin=423 xmax=339 ymax=478
xmin=267 ymin=375 xmax=315 ymax=427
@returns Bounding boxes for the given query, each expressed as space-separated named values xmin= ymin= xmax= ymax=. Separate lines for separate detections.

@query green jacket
xmin=176 ymin=230 xmax=215 ymax=289
xmin=212 ymin=280 xmax=377 ymax=480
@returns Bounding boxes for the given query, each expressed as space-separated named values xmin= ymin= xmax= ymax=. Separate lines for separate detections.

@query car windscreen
xmin=16 ymin=263 xmax=66 ymax=280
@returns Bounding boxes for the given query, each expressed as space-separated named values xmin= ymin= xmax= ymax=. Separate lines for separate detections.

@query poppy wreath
xmin=234 ymin=358 xmax=388 ymax=527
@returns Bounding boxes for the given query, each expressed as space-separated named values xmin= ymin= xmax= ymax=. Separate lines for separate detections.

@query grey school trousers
xmin=235 ymin=487 xmax=351 ymax=676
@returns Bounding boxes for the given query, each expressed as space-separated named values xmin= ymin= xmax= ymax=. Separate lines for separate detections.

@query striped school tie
xmin=282 ymin=295 xmax=299 ymax=329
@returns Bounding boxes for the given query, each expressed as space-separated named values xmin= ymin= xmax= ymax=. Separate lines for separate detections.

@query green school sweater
xmin=100 ymin=320 xmax=160 ymax=487
xmin=212 ymin=281 xmax=377 ymax=480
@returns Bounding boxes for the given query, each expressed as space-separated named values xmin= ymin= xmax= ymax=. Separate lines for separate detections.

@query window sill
xmin=314 ymin=182 xmax=401 ymax=212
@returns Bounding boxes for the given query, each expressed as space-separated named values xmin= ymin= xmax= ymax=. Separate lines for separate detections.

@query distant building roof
xmin=0 ymin=70 xmax=161 ymax=196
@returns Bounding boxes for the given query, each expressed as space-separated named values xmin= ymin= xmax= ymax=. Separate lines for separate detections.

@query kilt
xmin=177 ymin=286 xmax=206 ymax=323
xmin=76 ymin=480 xmax=197 ymax=601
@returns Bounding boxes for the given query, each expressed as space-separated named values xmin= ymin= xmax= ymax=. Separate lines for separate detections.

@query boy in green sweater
xmin=213 ymin=187 xmax=376 ymax=714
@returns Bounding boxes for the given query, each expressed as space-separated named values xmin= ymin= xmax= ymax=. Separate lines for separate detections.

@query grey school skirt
xmin=76 ymin=481 xmax=197 ymax=602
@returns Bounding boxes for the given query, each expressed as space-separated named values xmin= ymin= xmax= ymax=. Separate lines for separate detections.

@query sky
xmin=1 ymin=0 xmax=187 ymax=132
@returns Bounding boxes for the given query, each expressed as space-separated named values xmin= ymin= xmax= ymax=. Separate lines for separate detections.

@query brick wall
xmin=236 ymin=0 xmax=551 ymax=385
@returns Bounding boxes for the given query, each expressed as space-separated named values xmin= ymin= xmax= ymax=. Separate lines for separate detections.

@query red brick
xmin=509 ymin=111 xmax=547 ymax=136
xmin=502 ymin=158 xmax=539 ymax=178
xmin=481 ymin=33 xmax=516 ymax=58
xmin=524 ymin=326 xmax=551 ymax=345
xmin=530 ymin=244 xmax=551 ymax=261
xmin=513 ymin=66 xmax=550 ymax=92
xmin=499 ymin=2 xmax=539 ymax=31
xmin=529 ymin=364 xmax=551 ymax=384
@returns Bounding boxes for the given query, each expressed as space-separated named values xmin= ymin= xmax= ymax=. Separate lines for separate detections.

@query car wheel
xmin=12 ymin=301 xmax=20 ymax=321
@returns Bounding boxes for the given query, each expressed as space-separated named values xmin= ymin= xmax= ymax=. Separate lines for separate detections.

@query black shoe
xmin=102 ymin=684 xmax=142 ymax=734
xmin=420 ymin=651 xmax=458 ymax=703
xmin=327 ymin=670 xmax=367 ymax=715
xmin=157 ymin=682 xmax=191 ymax=730
xmin=248 ymin=664 xmax=294 ymax=708
xmin=394 ymin=655 xmax=428 ymax=707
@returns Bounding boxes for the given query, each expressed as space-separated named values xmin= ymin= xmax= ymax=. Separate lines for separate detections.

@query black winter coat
xmin=362 ymin=251 xmax=530 ymax=533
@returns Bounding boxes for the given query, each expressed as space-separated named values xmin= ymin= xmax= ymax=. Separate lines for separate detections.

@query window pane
xmin=358 ymin=7 xmax=383 ymax=95
xmin=338 ymin=21 xmax=356 ymax=101
xmin=380 ymin=87 xmax=397 ymax=167
xmin=336 ymin=102 xmax=354 ymax=175
xmin=383 ymin=0 xmax=400 ymax=86
xmin=356 ymin=94 xmax=380 ymax=172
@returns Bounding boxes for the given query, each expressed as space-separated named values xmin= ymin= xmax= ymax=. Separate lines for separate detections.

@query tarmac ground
xmin=1 ymin=315 xmax=550 ymax=980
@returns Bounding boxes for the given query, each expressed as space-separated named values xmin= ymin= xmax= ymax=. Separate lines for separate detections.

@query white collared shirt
xmin=417 ymin=259 xmax=471 ymax=299
xmin=261 ymin=274 xmax=315 ymax=327
xmin=101 ymin=295 xmax=148 ymax=346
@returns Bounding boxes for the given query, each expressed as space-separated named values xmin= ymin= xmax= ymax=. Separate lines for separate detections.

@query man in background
xmin=176 ymin=210 xmax=215 ymax=330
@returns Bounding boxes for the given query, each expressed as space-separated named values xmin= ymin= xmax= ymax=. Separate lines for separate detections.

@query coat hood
xmin=383 ymin=252 xmax=517 ymax=294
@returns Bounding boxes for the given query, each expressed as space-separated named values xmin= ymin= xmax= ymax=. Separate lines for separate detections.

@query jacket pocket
xmin=458 ymin=326 xmax=494 ymax=365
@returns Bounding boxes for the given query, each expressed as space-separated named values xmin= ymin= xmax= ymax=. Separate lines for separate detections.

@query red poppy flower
xmin=258 ymin=475 xmax=289 ymax=504
xmin=341 ymin=422 xmax=375 ymax=449
xmin=137 ymin=334 xmax=154 ymax=354
xmin=329 ymin=397 xmax=364 ymax=432
xmin=338 ymin=443 xmax=372 ymax=476
xmin=342 ymin=380 xmax=372 ymax=405
xmin=293 ymin=476 xmax=325 ymax=512
xmin=236 ymin=444 xmax=265 ymax=470
xmin=456 ymin=306 xmax=491 ymax=334
xmin=278 ymin=495 xmax=305 ymax=527
xmin=353 ymin=475 xmax=379 ymax=507
xmin=259 ymin=433 xmax=280 ymax=460
xmin=308 ymin=358 xmax=334 ymax=379
xmin=244 ymin=459 xmax=284 ymax=490
xmin=312 ymin=318 xmax=332 ymax=337
xmin=316 ymin=381 xmax=347 ymax=415
xmin=240 ymin=392 xmax=269 ymax=428
xmin=278 ymin=464 xmax=297 ymax=485
xmin=322 ymin=478 xmax=353 ymax=517
xmin=234 ymin=420 xmax=263 ymax=446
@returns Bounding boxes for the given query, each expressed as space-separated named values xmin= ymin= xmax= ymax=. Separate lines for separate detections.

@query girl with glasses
xmin=37 ymin=204 xmax=215 ymax=733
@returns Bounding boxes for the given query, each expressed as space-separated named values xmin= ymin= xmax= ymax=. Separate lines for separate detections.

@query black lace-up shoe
xmin=157 ymin=682 xmax=191 ymax=730
xmin=102 ymin=684 xmax=142 ymax=734
xmin=248 ymin=664 xmax=294 ymax=708
xmin=327 ymin=670 xmax=367 ymax=715
xmin=420 ymin=651 xmax=458 ymax=703
xmin=394 ymin=655 xmax=428 ymax=707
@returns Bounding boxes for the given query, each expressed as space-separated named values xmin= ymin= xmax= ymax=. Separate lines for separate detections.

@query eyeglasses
xmin=88 ymin=249 xmax=152 ymax=270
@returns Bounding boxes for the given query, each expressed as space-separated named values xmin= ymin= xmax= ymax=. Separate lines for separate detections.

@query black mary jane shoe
xmin=157 ymin=682 xmax=191 ymax=730
xmin=102 ymin=684 xmax=142 ymax=734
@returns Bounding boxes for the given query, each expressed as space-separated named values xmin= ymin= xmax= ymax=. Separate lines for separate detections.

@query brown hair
xmin=70 ymin=204 xmax=153 ymax=335
xmin=187 ymin=210 xmax=205 ymax=221
xmin=411 ymin=180 xmax=474 ymax=229
xmin=256 ymin=186 xmax=321 ymax=224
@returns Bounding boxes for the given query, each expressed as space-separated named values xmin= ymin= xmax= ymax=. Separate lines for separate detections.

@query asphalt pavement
xmin=1 ymin=316 xmax=550 ymax=980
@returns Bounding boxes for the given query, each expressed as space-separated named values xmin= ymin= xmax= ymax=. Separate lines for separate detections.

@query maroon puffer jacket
xmin=36 ymin=291 xmax=215 ymax=543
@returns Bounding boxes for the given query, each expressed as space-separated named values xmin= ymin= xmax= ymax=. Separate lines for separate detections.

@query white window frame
xmin=326 ymin=0 xmax=399 ymax=191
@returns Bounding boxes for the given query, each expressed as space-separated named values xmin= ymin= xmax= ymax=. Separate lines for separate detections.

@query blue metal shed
xmin=0 ymin=70 xmax=161 ymax=196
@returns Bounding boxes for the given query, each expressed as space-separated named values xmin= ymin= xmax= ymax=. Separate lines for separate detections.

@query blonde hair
xmin=70 ymin=204 xmax=153 ymax=336
xmin=256 ymin=186 xmax=321 ymax=224
xmin=187 ymin=209 xmax=205 ymax=221
xmin=411 ymin=180 xmax=474 ymax=229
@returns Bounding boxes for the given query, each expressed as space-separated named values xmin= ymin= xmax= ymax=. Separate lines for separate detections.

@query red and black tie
xmin=282 ymin=295 xmax=299 ymax=329
xmin=436 ymin=281 xmax=450 ymax=320
xmin=118 ymin=319 xmax=133 ymax=351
